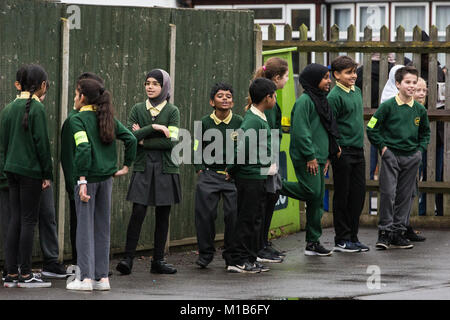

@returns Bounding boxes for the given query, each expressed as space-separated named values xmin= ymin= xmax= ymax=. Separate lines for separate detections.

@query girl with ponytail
xmin=0 ymin=64 xmax=53 ymax=288
xmin=66 ymin=79 xmax=137 ymax=291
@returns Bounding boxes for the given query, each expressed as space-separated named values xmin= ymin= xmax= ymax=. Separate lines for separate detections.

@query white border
xmin=390 ymin=2 xmax=429 ymax=40
xmin=233 ymin=4 xmax=285 ymax=24
xmin=330 ymin=3 xmax=355 ymax=39
xmin=432 ymin=1 xmax=450 ymax=35
xmin=356 ymin=2 xmax=389 ymax=39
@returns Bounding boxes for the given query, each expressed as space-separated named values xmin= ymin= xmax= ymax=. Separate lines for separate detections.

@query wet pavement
xmin=0 ymin=227 xmax=449 ymax=300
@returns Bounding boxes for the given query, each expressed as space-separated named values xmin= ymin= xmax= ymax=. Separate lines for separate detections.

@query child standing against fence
xmin=367 ymin=66 xmax=430 ymax=250
xmin=116 ymin=69 xmax=181 ymax=276
xmin=327 ymin=56 xmax=368 ymax=253
xmin=193 ymin=83 xmax=242 ymax=269
xmin=66 ymin=79 xmax=136 ymax=291
xmin=224 ymin=77 xmax=277 ymax=273
xmin=0 ymin=64 xmax=53 ymax=288
xmin=249 ymin=57 xmax=289 ymax=264
xmin=281 ymin=63 xmax=340 ymax=256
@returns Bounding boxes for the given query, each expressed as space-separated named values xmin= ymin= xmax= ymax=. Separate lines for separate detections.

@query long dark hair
xmin=77 ymin=79 xmax=115 ymax=144
xmin=20 ymin=64 xmax=48 ymax=130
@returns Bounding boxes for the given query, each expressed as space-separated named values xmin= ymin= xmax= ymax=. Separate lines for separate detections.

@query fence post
xmin=426 ymin=25 xmax=438 ymax=216
xmin=412 ymin=26 xmax=422 ymax=74
xmin=315 ymin=24 xmax=324 ymax=65
xmin=378 ymin=25 xmax=389 ymax=103
xmin=58 ymin=18 xmax=70 ymax=262
xmin=284 ymin=24 xmax=292 ymax=41
xmin=347 ymin=24 xmax=356 ymax=61
xmin=396 ymin=26 xmax=405 ymax=64
xmin=297 ymin=24 xmax=308 ymax=94
xmin=254 ymin=24 xmax=263 ymax=70
xmin=445 ymin=25 xmax=450 ymax=216
xmin=268 ymin=24 xmax=276 ymax=41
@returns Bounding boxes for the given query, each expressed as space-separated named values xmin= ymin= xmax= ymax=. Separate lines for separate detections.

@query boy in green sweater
xmin=328 ymin=56 xmax=368 ymax=253
xmin=224 ymin=77 xmax=277 ymax=273
xmin=193 ymin=83 xmax=242 ymax=269
xmin=367 ymin=66 xmax=430 ymax=250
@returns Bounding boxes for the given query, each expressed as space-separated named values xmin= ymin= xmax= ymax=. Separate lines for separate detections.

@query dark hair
xmin=20 ymin=64 xmax=48 ymax=130
xmin=331 ymin=56 xmax=358 ymax=77
xmin=16 ymin=65 xmax=27 ymax=83
xmin=77 ymin=79 xmax=115 ymax=144
xmin=249 ymin=77 xmax=277 ymax=105
xmin=209 ymin=82 xmax=234 ymax=101
xmin=395 ymin=66 xmax=419 ymax=83
xmin=77 ymin=72 xmax=105 ymax=85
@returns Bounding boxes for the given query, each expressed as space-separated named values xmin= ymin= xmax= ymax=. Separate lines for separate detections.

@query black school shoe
xmin=195 ymin=256 xmax=211 ymax=269
xmin=3 ymin=274 xmax=19 ymax=288
xmin=18 ymin=273 xmax=52 ymax=288
xmin=116 ymin=256 xmax=134 ymax=275
xmin=376 ymin=230 xmax=391 ymax=250
xmin=406 ymin=226 xmax=426 ymax=242
xmin=150 ymin=259 xmax=177 ymax=274
xmin=390 ymin=231 xmax=414 ymax=249
xmin=304 ymin=242 xmax=332 ymax=256
xmin=42 ymin=262 xmax=68 ymax=279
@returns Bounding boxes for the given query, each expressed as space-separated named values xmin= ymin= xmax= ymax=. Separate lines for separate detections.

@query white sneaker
xmin=66 ymin=278 xmax=93 ymax=291
xmin=93 ymin=279 xmax=110 ymax=291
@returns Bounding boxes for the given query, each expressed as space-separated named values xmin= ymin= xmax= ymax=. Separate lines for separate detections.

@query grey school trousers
xmin=378 ymin=149 xmax=422 ymax=232
xmin=74 ymin=178 xmax=112 ymax=280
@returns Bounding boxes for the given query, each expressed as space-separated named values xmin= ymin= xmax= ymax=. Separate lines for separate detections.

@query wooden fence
xmin=261 ymin=23 xmax=450 ymax=227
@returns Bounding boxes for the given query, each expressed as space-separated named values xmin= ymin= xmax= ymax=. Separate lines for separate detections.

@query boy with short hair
xmin=193 ymin=82 xmax=242 ymax=269
xmin=328 ymin=56 xmax=368 ymax=253
xmin=224 ymin=77 xmax=277 ymax=273
xmin=367 ymin=66 xmax=430 ymax=250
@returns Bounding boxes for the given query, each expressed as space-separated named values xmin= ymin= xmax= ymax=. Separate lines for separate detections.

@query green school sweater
xmin=264 ymin=101 xmax=282 ymax=147
xmin=61 ymin=108 xmax=78 ymax=199
xmin=289 ymin=94 xmax=329 ymax=165
xmin=193 ymin=112 xmax=243 ymax=172
xmin=0 ymin=98 xmax=53 ymax=180
xmin=127 ymin=101 xmax=180 ymax=174
xmin=0 ymin=104 xmax=12 ymax=190
xmin=70 ymin=106 xmax=137 ymax=183
xmin=366 ymin=96 xmax=430 ymax=156
xmin=227 ymin=108 xmax=272 ymax=180
xmin=327 ymin=84 xmax=364 ymax=148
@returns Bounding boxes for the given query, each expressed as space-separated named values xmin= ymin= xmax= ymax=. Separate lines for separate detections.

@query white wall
xmin=59 ymin=0 xmax=177 ymax=7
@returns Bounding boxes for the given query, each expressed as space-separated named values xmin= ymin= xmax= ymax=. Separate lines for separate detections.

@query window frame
xmin=432 ymin=1 xmax=450 ymax=35
xmin=286 ymin=4 xmax=316 ymax=40
xmin=356 ymin=2 xmax=389 ymax=40
xmin=390 ymin=2 xmax=429 ymax=40
xmin=330 ymin=3 xmax=355 ymax=40
xmin=233 ymin=4 xmax=285 ymax=25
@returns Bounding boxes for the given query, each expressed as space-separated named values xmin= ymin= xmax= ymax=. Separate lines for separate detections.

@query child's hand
xmin=152 ymin=124 xmax=170 ymax=138
xmin=139 ymin=140 xmax=144 ymax=145
xmin=306 ymin=159 xmax=319 ymax=175
xmin=324 ymin=160 xmax=330 ymax=175
xmin=42 ymin=179 xmax=51 ymax=190
xmin=381 ymin=146 xmax=387 ymax=156
xmin=337 ymin=146 xmax=342 ymax=159
xmin=114 ymin=166 xmax=129 ymax=177
xmin=132 ymin=123 xmax=141 ymax=131
xmin=79 ymin=184 xmax=90 ymax=203
xmin=197 ymin=169 xmax=203 ymax=177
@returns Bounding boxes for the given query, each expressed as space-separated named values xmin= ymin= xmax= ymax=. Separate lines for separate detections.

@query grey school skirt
xmin=126 ymin=150 xmax=182 ymax=206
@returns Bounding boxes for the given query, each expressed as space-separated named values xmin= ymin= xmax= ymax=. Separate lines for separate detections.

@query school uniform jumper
xmin=193 ymin=111 xmax=242 ymax=265
xmin=328 ymin=83 xmax=366 ymax=244
xmin=224 ymin=106 xmax=271 ymax=266
xmin=367 ymin=95 xmax=430 ymax=232
xmin=123 ymin=100 xmax=181 ymax=261
xmin=0 ymin=95 xmax=53 ymax=276
xmin=70 ymin=105 xmax=137 ymax=280
xmin=281 ymin=94 xmax=328 ymax=243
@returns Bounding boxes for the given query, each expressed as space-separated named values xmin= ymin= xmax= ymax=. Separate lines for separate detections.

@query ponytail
xmin=22 ymin=88 xmax=35 ymax=130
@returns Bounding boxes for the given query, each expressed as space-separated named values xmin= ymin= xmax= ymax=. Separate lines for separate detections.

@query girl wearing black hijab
xmin=116 ymin=69 xmax=181 ymax=275
xmin=281 ymin=63 xmax=339 ymax=256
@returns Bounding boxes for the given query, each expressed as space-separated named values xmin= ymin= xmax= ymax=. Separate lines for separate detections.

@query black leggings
xmin=5 ymin=173 xmax=42 ymax=275
xmin=124 ymin=203 xmax=171 ymax=261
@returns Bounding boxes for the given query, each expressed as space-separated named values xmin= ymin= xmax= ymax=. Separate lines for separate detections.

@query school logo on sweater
xmin=414 ymin=117 xmax=420 ymax=126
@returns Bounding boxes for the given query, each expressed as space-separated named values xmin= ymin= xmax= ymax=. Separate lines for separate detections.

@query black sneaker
xmin=266 ymin=244 xmax=286 ymax=257
xmin=116 ymin=257 xmax=133 ymax=275
xmin=227 ymin=262 xmax=261 ymax=274
xmin=333 ymin=240 xmax=361 ymax=253
xmin=405 ymin=226 xmax=426 ymax=242
xmin=195 ymin=256 xmax=211 ymax=269
xmin=42 ymin=262 xmax=68 ymax=279
xmin=253 ymin=261 xmax=270 ymax=272
xmin=3 ymin=274 xmax=19 ymax=288
xmin=391 ymin=231 xmax=414 ymax=249
xmin=354 ymin=241 xmax=370 ymax=252
xmin=2 ymin=269 xmax=7 ymax=281
xmin=150 ymin=259 xmax=177 ymax=274
xmin=376 ymin=230 xmax=391 ymax=250
xmin=257 ymin=248 xmax=283 ymax=263
xmin=304 ymin=242 xmax=332 ymax=256
xmin=18 ymin=273 xmax=51 ymax=288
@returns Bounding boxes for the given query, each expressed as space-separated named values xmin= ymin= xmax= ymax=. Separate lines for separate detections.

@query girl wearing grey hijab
xmin=117 ymin=68 xmax=181 ymax=276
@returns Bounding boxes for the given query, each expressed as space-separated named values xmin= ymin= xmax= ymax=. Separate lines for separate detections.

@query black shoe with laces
xmin=257 ymin=248 xmax=283 ymax=263
xmin=116 ymin=256 xmax=133 ymax=275
xmin=3 ymin=274 xmax=19 ymax=288
xmin=195 ymin=256 xmax=211 ymax=269
xmin=391 ymin=231 xmax=414 ymax=249
xmin=42 ymin=262 xmax=68 ymax=279
xmin=405 ymin=226 xmax=426 ymax=242
xmin=18 ymin=273 xmax=51 ymax=288
xmin=376 ymin=230 xmax=391 ymax=250
xmin=304 ymin=242 xmax=332 ymax=256
xmin=253 ymin=261 xmax=270 ymax=272
xmin=150 ymin=259 xmax=177 ymax=274
xmin=227 ymin=262 xmax=261 ymax=273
